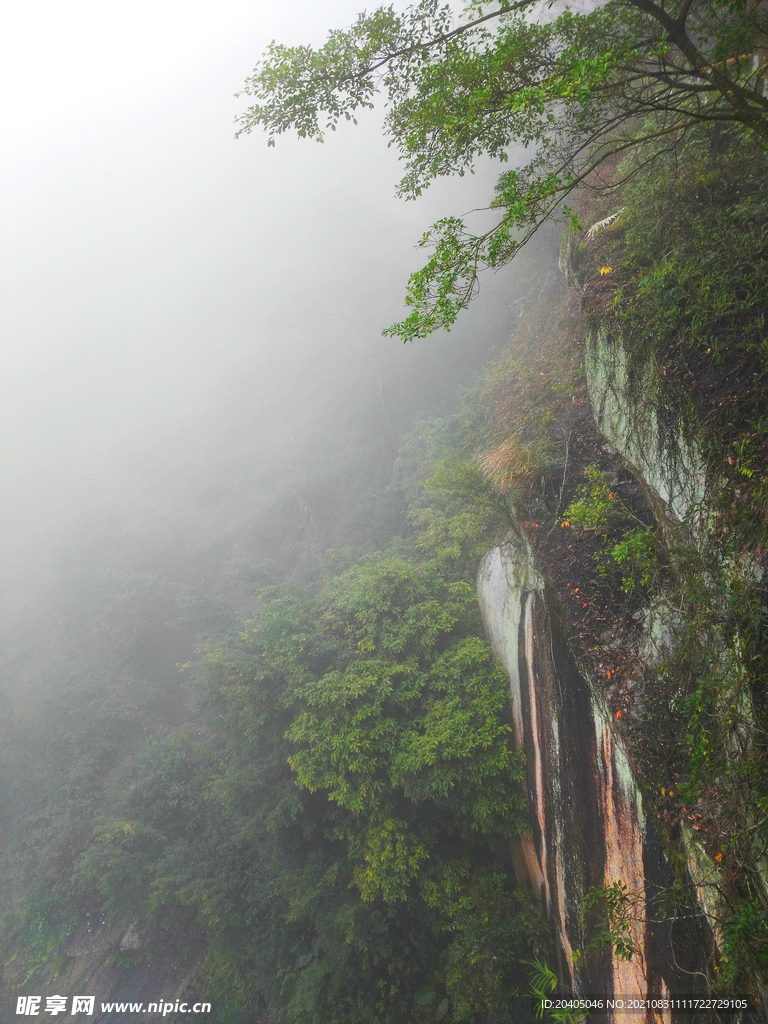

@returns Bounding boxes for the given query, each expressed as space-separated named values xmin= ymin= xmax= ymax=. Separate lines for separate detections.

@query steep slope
xmin=473 ymin=136 xmax=768 ymax=1018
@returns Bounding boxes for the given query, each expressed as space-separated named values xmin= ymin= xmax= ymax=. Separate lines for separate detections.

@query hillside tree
xmin=237 ymin=0 xmax=768 ymax=339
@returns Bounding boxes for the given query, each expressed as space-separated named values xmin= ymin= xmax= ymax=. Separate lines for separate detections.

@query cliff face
xmin=584 ymin=326 xmax=706 ymax=530
xmin=475 ymin=321 xmax=732 ymax=1017
xmin=478 ymin=542 xmax=710 ymax=1019
xmin=3 ymin=918 xmax=204 ymax=1024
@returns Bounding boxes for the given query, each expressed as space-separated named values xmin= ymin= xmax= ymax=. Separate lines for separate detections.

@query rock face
xmin=478 ymin=541 xmax=710 ymax=1020
xmin=588 ymin=324 xmax=768 ymax=952
xmin=8 ymin=916 xmax=203 ymax=1024
xmin=584 ymin=326 xmax=706 ymax=527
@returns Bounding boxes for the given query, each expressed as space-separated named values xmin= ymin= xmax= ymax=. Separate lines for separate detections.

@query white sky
xmin=2 ymin=0 xmax=387 ymax=387
xmin=0 ymin=1 xmax=515 ymax=609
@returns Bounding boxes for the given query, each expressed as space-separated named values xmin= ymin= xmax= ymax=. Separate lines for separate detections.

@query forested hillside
xmin=1 ymin=228 xmax=552 ymax=1018
xmin=2 ymin=0 xmax=768 ymax=1022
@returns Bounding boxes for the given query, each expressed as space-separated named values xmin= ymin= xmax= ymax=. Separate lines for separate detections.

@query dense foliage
xmin=2 ymin=428 xmax=548 ymax=1023
xmin=183 ymin=551 xmax=535 ymax=1022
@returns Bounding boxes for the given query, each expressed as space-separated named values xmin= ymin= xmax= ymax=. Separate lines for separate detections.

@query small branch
xmin=676 ymin=0 xmax=696 ymax=29
xmin=351 ymin=2 xmax=537 ymax=82
xmin=555 ymin=424 xmax=572 ymax=516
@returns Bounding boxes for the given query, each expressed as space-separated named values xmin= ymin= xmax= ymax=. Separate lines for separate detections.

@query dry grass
xmin=478 ymin=436 xmax=547 ymax=495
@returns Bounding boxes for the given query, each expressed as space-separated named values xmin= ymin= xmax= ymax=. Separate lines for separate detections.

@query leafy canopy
xmin=238 ymin=0 xmax=768 ymax=339
xmin=79 ymin=553 xmax=531 ymax=1023
xmin=28 ymin=442 xmax=538 ymax=1023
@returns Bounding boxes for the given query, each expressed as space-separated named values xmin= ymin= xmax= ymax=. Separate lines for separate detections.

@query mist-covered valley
xmin=2 ymin=3 xmax=538 ymax=1016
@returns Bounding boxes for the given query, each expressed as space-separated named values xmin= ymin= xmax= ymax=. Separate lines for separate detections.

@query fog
xmin=0 ymin=4 xmax=542 ymax=1010
xmin=1 ymin=1 xmax=520 ymax=633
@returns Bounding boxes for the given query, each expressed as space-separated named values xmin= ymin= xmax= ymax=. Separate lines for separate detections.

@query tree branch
xmin=628 ymin=0 xmax=768 ymax=134
xmin=351 ymin=2 xmax=536 ymax=82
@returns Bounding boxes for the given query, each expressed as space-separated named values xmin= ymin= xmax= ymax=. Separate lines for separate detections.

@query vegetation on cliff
xmin=569 ymin=133 xmax=768 ymax=997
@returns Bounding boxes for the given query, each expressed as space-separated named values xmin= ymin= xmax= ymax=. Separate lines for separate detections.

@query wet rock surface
xmin=479 ymin=542 xmax=711 ymax=1021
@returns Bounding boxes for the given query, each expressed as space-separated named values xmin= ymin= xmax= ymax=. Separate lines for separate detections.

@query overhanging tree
xmin=237 ymin=0 xmax=768 ymax=339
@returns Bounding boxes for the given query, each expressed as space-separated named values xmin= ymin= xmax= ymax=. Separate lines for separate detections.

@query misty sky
xmin=1 ymin=0 xmax=519 ymax=616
